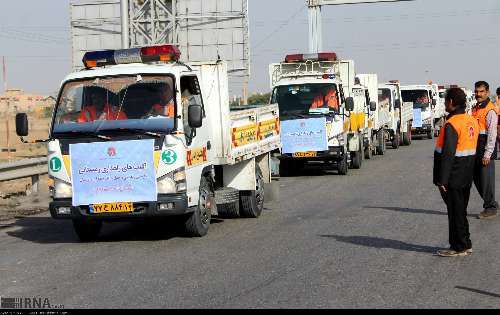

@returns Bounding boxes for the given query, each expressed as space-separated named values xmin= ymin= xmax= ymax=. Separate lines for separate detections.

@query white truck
xmin=373 ymin=81 xmax=413 ymax=153
xmin=268 ymin=52 xmax=365 ymax=175
xmin=401 ymin=84 xmax=439 ymax=139
xmin=15 ymin=45 xmax=281 ymax=241
xmin=354 ymin=74 xmax=379 ymax=159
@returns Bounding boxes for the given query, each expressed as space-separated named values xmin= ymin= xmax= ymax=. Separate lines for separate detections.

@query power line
xmin=253 ymin=4 xmax=305 ymax=50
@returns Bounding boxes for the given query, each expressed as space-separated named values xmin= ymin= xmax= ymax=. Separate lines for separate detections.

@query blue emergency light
xmin=82 ymin=45 xmax=181 ymax=69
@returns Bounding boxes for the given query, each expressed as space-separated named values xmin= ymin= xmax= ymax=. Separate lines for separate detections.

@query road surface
xmin=1 ymin=139 xmax=499 ymax=308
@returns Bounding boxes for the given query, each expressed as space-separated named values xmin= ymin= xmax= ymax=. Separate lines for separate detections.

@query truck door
xmin=180 ymin=75 xmax=213 ymax=206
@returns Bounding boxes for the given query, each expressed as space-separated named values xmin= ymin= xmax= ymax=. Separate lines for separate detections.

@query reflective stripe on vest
xmin=435 ymin=113 xmax=479 ymax=157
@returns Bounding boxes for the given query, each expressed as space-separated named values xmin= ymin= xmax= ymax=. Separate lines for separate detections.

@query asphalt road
xmin=1 ymin=138 xmax=500 ymax=309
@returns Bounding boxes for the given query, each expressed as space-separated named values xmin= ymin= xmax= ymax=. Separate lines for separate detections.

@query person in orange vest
xmin=149 ymin=87 xmax=175 ymax=118
xmin=310 ymin=87 xmax=339 ymax=111
xmin=471 ymin=81 xmax=498 ymax=219
xmin=434 ymin=88 xmax=479 ymax=257
xmin=496 ymin=87 xmax=500 ymax=160
xmin=78 ymin=92 xmax=127 ymax=122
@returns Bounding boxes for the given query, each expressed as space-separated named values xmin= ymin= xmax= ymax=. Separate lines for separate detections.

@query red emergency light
xmin=285 ymin=52 xmax=338 ymax=63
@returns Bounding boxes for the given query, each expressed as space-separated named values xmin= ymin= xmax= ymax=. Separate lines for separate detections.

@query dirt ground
xmin=0 ymin=114 xmax=51 ymax=218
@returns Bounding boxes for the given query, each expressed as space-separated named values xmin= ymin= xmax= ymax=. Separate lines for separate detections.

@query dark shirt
xmin=433 ymin=109 xmax=476 ymax=189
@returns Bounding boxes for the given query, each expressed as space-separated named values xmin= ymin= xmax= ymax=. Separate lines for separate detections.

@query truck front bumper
xmin=279 ymin=146 xmax=345 ymax=162
xmin=49 ymin=194 xmax=190 ymax=220
xmin=412 ymin=124 xmax=432 ymax=134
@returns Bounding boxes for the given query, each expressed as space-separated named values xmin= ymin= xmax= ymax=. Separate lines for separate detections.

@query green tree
xmin=248 ymin=93 xmax=271 ymax=105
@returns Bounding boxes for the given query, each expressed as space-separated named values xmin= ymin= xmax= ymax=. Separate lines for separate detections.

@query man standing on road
xmin=472 ymin=81 xmax=499 ymax=219
xmin=434 ymin=88 xmax=479 ymax=257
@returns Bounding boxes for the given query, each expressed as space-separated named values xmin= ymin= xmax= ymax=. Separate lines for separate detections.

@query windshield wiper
xmin=54 ymin=131 xmax=111 ymax=140
xmin=98 ymin=128 xmax=163 ymax=138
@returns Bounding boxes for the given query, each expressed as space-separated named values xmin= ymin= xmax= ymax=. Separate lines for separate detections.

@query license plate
xmin=293 ymin=151 xmax=317 ymax=158
xmin=90 ymin=202 xmax=134 ymax=214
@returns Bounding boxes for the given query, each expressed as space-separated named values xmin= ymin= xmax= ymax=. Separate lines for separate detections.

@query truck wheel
xmin=364 ymin=141 xmax=372 ymax=159
xmin=403 ymin=123 xmax=412 ymax=145
xmin=392 ymin=132 xmax=400 ymax=149
xmin=72 ymin=219 xmax=102 ymax=242
xmin=351 ymin=140 xmax=363 ymax=169
xmin=239 ymin=167 xmax=265 ymax=218
xmin=338 ymin=154 xmax=348 ymax=175
xmin=215 ymin=187 xmax=240 ymax=218
xmin=427 ymin=128 xmax=434 ymax=140
xmin=184 ymin=177 xmax=213 ymax=237
xmin=376 ymin=130 xmax=385 ymax=156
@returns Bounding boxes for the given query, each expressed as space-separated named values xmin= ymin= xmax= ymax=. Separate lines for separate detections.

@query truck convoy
xmin=15 ymin=45 xmax=280 ymax=241
xmin=268 ymin=52 xmax=366 ymax=175
xmin=401 ymin=84 xmax=441 ymax=139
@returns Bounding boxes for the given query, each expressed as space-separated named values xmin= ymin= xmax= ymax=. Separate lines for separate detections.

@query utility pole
xmin=2 ymin=56 xmax=11 ymax=161
xmin=307 ymin=0 xmax=414 ymax=53
xmin=121 ymin=0 xmax=130 ymax=49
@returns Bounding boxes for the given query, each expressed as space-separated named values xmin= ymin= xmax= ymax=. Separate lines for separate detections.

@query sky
xmin=0 ymin=0 xmax=499 ymax=96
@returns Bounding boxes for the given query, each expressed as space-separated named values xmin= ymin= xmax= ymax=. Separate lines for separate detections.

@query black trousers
xmin=440 ymin=186 xmax=472 ymax=252
xmin=473 ymin=161 xmax=498 ymax=211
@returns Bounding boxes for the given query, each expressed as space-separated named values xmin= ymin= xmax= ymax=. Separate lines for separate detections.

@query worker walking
xmin=434 ymin=88 xmax=479 ymax=257
xmin=471 ymin=81 xmax=499 ymax=219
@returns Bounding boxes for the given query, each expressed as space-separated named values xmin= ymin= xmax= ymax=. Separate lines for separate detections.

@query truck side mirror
xmin=16 ymin=113 xmax=29 ymax=137
xmin=188 ymin=104 xmax=203 ymax=128
xmin=432 ymin=99 xmax=437 ymax=106
xmin=370 ymin=101 xmax=377 ymax=112
xmin=394 ymin=99 xmax=401 ymax=109
xmin=345 ymin=97 xmax=354 ymax=112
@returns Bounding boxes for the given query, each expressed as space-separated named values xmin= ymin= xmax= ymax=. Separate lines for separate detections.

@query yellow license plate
xmin=293 ymin=151 xmax=317 ymax=158
xmin=90 ymin=202 xmax=134 ymax=214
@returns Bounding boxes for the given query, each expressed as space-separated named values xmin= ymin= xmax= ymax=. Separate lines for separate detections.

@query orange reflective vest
xmin=78 ymin=105 xmax=97 ymax=122
xmin=311 ymin=90 xmax=338 ymax=110
xmin=101 ymin=104 xmax=127 ymax=120
xmin=472 ymin=101 xmax=497 ymax=135
xmin=435 ymin=114 xmax=479 ymax=157
xmin=152 ymin=102 xmax=175 ymax=118
xmin=310 ymin=94 xmax=324 ymax=109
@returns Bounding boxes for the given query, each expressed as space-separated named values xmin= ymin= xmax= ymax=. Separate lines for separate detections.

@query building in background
xmin=0 ymin=89 xmax=55 ymax=116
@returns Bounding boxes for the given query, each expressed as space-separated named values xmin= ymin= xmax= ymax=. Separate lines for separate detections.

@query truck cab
xmin=269 ymin=52 xmax=359 ymax=175
xmin=16 ymin=45 xmax=280 ymax=241
xmin=401 ymin=84 xmax=437 ymax=139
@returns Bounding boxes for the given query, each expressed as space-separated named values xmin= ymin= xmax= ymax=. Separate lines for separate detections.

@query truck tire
xmin=72 ymin=219 xmax=102 ymax=242
xmin=403 ymin=123 xmax=412 ymax=146
xmin=376 ymin=130 xmax=385 ymax=156
xmin=215 ymin=187 xmax=240 ymax=218
xmin=184 ymin=177 xmax=213 ymax=237
xmin=392 ymin=132 xmax=400 ymax=149
xmin=427 ymin=128 xmax=434 ymax=140
xmin=338 ymin=154 xmax=348 ymax=175
xmin=364 ymin=141 xmax=372 ymax=159
xmin=239 ymin=167 xmax=265 ymax=218
xmin=351 ymin=140 xmax=363 ymax=169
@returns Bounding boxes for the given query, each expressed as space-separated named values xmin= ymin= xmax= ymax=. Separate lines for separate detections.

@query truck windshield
xmin=271 ymin=83 xmax=339 ymax=117
xmin=52 ymin=75 xmax=175 ymax=135
xmin=402 ymin=90 xmax=431 ymax=109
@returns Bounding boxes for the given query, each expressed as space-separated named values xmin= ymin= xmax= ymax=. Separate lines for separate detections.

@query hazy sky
xmin=0 ymin=0 xmax=499 ymax=96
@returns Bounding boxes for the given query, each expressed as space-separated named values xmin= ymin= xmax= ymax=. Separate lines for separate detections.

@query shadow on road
xmin=455 ymin=286 xmax=500 ymax=298
xmin=319 ymin=234 xmax=441 ymax=254
xmin=365 ymin=206 xmax=478 ymax=218
xmin=5 ymin=216 xmax=224 ymax=244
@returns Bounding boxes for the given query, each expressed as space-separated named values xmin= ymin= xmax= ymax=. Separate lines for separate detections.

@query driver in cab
xmin=148 ymin=87 xmax=175 ymax=119
xmin=78 ymin=92 xmax=127 ymax=122
xmin=310 ymin=87 xmax=339 ymax=112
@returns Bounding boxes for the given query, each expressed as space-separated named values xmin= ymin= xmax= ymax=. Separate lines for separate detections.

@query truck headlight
xmin=158 ymin=167 xmax=187 ymax=194
xmin=54 ymin=179 xmax=72 ymax=198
